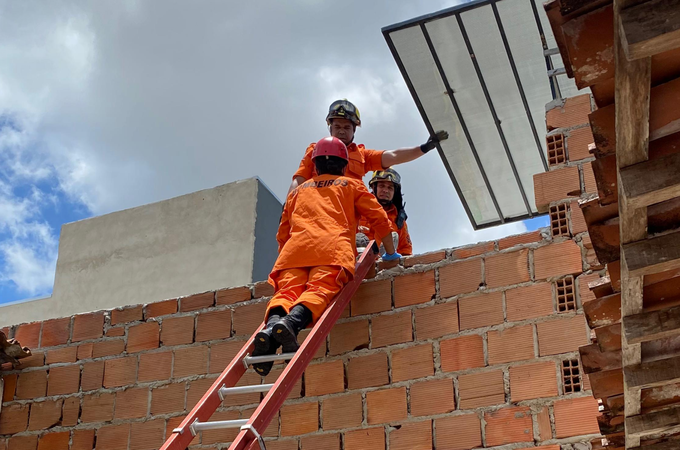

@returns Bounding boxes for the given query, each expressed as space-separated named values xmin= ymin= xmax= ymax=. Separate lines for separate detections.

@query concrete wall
xmin=0 ymin=178 xmax=281 ymax=326
xmin=252 ymin=179 xmax=283 ymax=283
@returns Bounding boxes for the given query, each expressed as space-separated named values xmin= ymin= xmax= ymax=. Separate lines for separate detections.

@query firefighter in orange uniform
xmin=288 ymin=99 xmax=449 ymax=193
xmin=360 ymin=168 xmax=413 ymax=256
xmin=252 ymin=137 xmax=401 ymax=375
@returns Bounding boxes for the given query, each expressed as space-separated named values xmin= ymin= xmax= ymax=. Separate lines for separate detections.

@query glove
xmin=420 ymin=130 xmax=449 ymax=153
xmin=382 ymin=252 xmax=402 ymax=261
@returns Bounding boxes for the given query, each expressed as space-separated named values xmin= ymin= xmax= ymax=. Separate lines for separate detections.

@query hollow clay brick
xmin=389 ymin=420 xmax=432 ymax=450
xmin=414 ymin=301 xmax=459 ymax=339
xmin=366 ymin=387 xmax=407 ymax=425
xmin=458 ymin=370 xmax=505 ymax=409
xmin=391 ymin=344 xmax=434 ymax=382
xmin=458 ymin=291 xmax=504 ymax=330
xmin=484 ymin=406 xmax=533 ymax=446
xmin=439 ymin=259 xmax=482 ymax=298
xmin=485 ymin=249 xmax=530 ymax=288
xmin=440 ymin=334 xmax=485 ymax=372
xmin=509 ymin=361 xmax=559 ymax=401
xmin=127 ymin=321 xmax=160 ymax=353
xmin=487 ymin=325 xmax=535 ymax=365
xmin=435 ymin=414 xmax=481 ymax=450
xmin=351 ymin=279 xmax=391 ymax=316
xmin=394 ymin=270 xmax=435 ymax=307
xmin=40 ymin=318 xmax=70 ymax=347
xmin=505 ymin=283 xmax=554 ymax=322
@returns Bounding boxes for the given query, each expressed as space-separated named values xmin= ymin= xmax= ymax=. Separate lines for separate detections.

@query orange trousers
xmin=266 ymin=266 xmax=349 ymax=324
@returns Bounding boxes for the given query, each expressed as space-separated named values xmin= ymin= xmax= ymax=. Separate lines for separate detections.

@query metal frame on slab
xmin=382 ymin=0 xmax=560 ymax=229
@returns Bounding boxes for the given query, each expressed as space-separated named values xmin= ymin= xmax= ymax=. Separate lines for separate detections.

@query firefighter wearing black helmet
xmin=359 ymin=168 xmax=413 ymax=256
xmin=288 ymin=99 xmax=449 ymax=193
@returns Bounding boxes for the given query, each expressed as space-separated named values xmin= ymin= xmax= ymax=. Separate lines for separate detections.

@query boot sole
xmin=254 ymin=329 xmax=273 ymax=354
xmin=272 ymin=322 xmax=300 ymax=354
xmin=252 ymin=328 xmax=277 ymax=376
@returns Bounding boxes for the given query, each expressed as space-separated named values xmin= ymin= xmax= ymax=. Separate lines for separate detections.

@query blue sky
xmin=0 ymin=0 xmax=550 ymax=305
xmin=0 ymin=115 xmax=91 ymax=303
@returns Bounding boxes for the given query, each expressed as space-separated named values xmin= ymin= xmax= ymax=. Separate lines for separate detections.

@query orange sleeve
xmin=352 ymin=181 xmax=392 ymax=241
xmin=398 ymin=222 xmax=413 ymax=256
xmin=358 ymin=216 xmax=375 ymax=240
xmin=276 ymin=194 xmax=294 ymax=253
xmin=361 ymin=146 xmax=385 ymax=173
xmin=292 ymin=144 xmax=316 ymax=181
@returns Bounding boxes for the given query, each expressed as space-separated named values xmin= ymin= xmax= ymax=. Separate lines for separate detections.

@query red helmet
xmin=312 ymin=136 xmax=348 ymax=161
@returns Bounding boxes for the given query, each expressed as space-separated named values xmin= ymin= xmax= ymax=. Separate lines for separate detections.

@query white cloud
xmin=317 ymin=66 xmax=409 ymax=126
xmin=0 ymin=237 xmax=57 ymax=295
xmin=0 ymin=0 xmax=543 ymax=298
xmin=0 ymin=181 xmax=59 ymax=296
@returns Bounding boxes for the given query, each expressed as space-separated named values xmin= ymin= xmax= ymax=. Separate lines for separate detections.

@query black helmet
xmin=369 ymin=169 xmax=407 ymax=229
xmin=326 ymin=99 xmax=361 ymax=127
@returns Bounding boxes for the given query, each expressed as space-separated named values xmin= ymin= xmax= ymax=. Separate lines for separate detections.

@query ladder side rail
xmin=160 ymin=325 xmax=264 ymax=450
xmin=228 ymin=242 xmax=379 ymax=450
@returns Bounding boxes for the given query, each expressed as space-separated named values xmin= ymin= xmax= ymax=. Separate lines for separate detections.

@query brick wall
xmin=0 ymin=92 xmax=603 ymax=450
xmin=535 ymin=94 xmax=598 ymax=217
xmin=0 ymin=226 xmax=602 ymax=450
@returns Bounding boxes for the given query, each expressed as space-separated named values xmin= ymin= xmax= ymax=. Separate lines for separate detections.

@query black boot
xmin=252 ymin=308 xmax=284 ymax=376
xmin=272 ymin=304 xmax=312 ymax=354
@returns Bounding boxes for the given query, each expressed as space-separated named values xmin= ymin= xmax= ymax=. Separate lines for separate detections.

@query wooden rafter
xmin=626 ymin=405 xmax=680 ymax=439
xmin=614 ymin=0 xmax=652 ymax=446
xmin=630 ymin=440 xmax=680 ymax=450
xmin=624 ymin=355 xmax=680 ymax=389
xmin=620 ymin=0 xmax=680 ymax=60
xmin=623 ymin=230 xmax=680 ymax=277
xmin=620 ymin=151 xmax=680 ymax=210
xmin=624 ymin=304 xmax=680 ymax=344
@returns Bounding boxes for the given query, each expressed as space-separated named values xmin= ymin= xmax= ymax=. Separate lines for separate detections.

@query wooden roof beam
xmin=624 ymin=304 xmax=680 ymax=344
xmin=631 ymin=440 xmax=680 ymax=450
xmin=621 ymin=151 xmax=680 ymax=210
xmin=623 ymin=229 xmax=680 ymax=278
xmin=626 ymin=405 xmax=680 ymax=439
xmin=625 ymin=354 xmax=680 ymax=389
xmin=621 ymin=0 xmax=680 ymax=60
xmin=615 ymin=0 xmax=651 ymax=445
xmin=630 ymin=440 xmax=680 ymax=450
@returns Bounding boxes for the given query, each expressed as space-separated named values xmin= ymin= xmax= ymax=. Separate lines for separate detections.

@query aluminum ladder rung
xmin=218 ymin=383 xmax=274 ymax=400
xmin=242 ymin=352 xmax=297 ymax=369
xmin=160 ymin=242 xmax=379 ymax=450
xmin=182 ymin=418 xmax=249 ymax=436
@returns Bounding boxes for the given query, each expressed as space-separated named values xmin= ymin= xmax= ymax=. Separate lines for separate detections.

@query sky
xmin=0 ymin=0 xmax=548 ymax=304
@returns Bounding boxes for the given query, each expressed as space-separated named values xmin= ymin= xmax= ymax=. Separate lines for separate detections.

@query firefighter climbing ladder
xmin=160 ymin=242 xmax=379 ymax=450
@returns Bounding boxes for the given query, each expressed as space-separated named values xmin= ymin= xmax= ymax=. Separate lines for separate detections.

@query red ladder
xmin=160 ymin=242 xmax=379 ymax=450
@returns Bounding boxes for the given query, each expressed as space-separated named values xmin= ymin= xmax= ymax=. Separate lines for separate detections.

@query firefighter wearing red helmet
xmin=288 ymin=99 xmax=449 ymax=193
xmin=252 ymin=137 xmax=400 ymax=375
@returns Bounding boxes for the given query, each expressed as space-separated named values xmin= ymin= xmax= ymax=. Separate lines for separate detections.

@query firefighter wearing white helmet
xmin=288 ymin=99 xmax=449 ymax=193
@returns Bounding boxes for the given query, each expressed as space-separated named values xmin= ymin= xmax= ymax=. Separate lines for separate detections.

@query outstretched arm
xmin=380 ymin=130 xmax=449 ymax=168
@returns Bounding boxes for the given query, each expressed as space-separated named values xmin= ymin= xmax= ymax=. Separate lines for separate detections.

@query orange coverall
xmin=360 ymin=204 xmax=413 ymax=256
xmin=293 ymin=142 xmax=384 ymax=181
xmin=267 ymin=174 xmax=392 ymax=323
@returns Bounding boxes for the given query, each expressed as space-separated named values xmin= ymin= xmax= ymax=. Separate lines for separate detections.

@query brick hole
xmin=555 ymin=276 xmax=576 ymax=312
xmin=547 ymin=133 xmax=566 ymax=167
xmin=562 ymin=358 xmax=581 ymax=393
xmin=549 ymin=204 xmax=569 ymax=238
